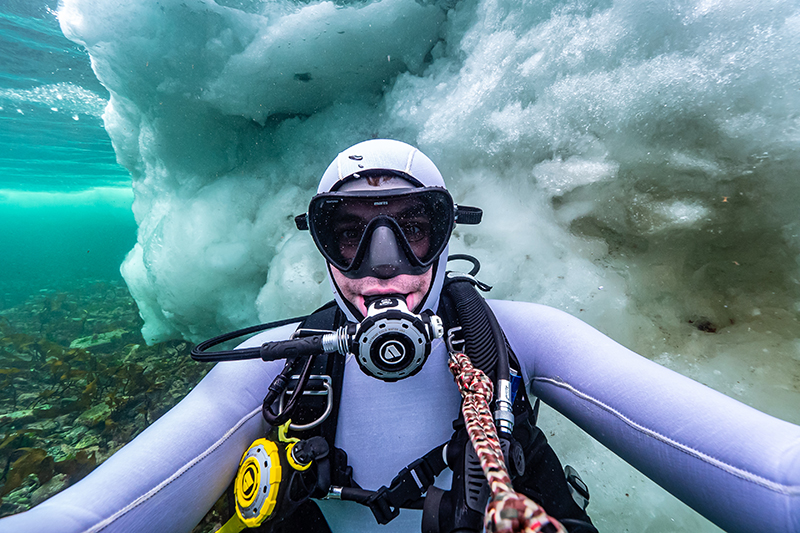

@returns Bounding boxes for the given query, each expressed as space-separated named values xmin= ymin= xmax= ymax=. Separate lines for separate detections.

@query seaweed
xmin=0 ymin=279 xmax=210 ymax=517
xmin=1 ymin=449 xmax=53 ymax=497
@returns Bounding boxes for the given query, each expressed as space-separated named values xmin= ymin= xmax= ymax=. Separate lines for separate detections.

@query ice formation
xmin=58 ymin=0 xmax=800 ymax=530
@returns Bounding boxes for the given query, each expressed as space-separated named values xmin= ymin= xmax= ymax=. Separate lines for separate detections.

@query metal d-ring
xmin=278 ymin=375 xmax=333 ymax=431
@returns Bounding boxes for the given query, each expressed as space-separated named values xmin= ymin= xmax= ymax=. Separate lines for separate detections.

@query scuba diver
xmin=194 ymin=139 xmax=597 ymax=533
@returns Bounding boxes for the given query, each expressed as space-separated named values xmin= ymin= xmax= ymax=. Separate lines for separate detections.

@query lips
xmin=358 ymin=290 xmax=413 ymax=315
xmin=361 ymin=288 xmax=408 ymax=298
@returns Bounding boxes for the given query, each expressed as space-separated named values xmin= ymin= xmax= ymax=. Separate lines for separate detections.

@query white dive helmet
xmin=318 ymin=139 xmax=450 ymax=323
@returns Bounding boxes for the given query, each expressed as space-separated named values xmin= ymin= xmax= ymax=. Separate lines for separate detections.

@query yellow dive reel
xmin=216 ymin=422 xmax=319 ymax=533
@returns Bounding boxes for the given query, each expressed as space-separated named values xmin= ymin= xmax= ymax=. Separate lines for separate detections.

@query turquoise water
xmin=0 ymin=195 xmax=136 ymax=305
xmin=0 ymin=4 xmax=155 ymax=517
xmin=0 ymin=1 xmax=135 ymax=305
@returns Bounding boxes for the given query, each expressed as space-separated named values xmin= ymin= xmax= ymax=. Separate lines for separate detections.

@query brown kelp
xmin=0 ymin=280 xmax=210 ymax=517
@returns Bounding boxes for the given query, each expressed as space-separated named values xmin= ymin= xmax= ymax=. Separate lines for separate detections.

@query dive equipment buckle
xmin=445 ymin=326 xmax=465 ymax=354
xmin=324 ymin=442 xmax=448 ymax=524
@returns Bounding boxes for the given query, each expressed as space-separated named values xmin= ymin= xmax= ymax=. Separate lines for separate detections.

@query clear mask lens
xmin=307 ymin=188 xmax=454 ymax=275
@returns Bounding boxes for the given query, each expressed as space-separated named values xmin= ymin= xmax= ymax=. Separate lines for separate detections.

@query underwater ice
xmin=58 ymin=0 xmax=800 ymax=530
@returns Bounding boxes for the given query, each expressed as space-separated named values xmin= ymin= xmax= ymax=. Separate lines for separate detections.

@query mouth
xmin=328 ymin=265 xmax=432 ymax=320
xmin=359 ymin=289 xmax=408 ymax=304
xmin=361 ymin=288 xmax=408 ymax=298
xmin=362 ymin=291 xmax=407 ymax=306
xmin=358 ymin=289 xmax=412 ymax=316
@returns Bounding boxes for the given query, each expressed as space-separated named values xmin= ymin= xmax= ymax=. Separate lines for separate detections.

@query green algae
xmin=69 ymin=329 xmax=128 ymax=350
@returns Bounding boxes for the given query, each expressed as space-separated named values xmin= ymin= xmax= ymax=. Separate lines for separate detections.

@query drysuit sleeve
xmin=488 ymin=299 xmax=800 ymax=533
xmin=0 ymin=322 xmax=300 ymax=533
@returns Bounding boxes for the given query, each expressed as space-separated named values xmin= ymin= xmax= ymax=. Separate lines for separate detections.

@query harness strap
xmin=293 ymin=301 xmax=346 ymax=441
xmin=234 ymin=302 xmax=345 ymax=533
xmin=362 ymin=442 xmax=448 ymax=524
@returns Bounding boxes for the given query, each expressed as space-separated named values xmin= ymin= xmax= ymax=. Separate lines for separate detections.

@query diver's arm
xmin=0 ymin=322 xmax=299 ymax=533
xmin=489 ymin=299 xmax=800 ymax=533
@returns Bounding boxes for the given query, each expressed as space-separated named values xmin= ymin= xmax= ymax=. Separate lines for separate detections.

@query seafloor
xmin=0 ymin=279 xmax=231 ymax=530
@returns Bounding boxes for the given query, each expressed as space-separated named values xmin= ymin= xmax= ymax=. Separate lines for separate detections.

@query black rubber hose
xmin=339 ymin=487 xmax=375 ymax=504
xmin=447 ymin=280 xmax=498 ymax=375
xmin=259 ymin=335 xmax=326 ymax=361
xmin=447 ymin=254 xmax=481 ymax=276
xmin=481 ymin=297 xmax=510 ymax=382
xmin=262 ymin=353 xmax=317 ymax=426
xmin=191 ymin=315 xmax=307 ymax=362
xmin=445 ymin=279 xmax=510 ymax=382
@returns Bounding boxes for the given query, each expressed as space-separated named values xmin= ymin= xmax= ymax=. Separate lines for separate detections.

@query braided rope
xmin=448 ymin=352 xmax=567 ymax=533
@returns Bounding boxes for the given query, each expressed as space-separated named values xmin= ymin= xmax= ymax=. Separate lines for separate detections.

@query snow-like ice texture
xmin=58 ymin=0 xmax=447 ymax=341
xmin=59 ymin=0 xmax=800 ymax=531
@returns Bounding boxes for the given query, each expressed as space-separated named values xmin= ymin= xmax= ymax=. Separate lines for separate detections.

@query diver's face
xmin=330 ymin=175 xmax=433 ymax=318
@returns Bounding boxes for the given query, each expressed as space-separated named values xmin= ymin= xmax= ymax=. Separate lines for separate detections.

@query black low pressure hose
xmin=191 ymin=315 xmax=308 ymax=362
xmin=262 ymin=352 xmax=317 ymax=426
xmin=190 ymin=314 xmax=334 ymax=426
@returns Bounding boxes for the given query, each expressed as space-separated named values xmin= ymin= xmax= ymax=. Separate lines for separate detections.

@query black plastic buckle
xmin=366 ymin=486 xmax=400 ymax=524
xmin=565 ymin=465 xmax=590 ymax=511
xmin=366 ymin=454 xmax=440 ymax=524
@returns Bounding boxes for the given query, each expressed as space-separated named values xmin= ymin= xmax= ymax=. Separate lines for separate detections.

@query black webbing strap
xmin=339 ymin=442 xmax=448 ymax=524
xmin=254 ymin=302 xmax=346 ymax=533
xmin=306 ymin=302 xmax=346 ymax=444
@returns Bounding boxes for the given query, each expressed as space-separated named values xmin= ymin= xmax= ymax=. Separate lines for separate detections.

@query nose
xmin=366 ymin=225 xmax=402 ymax=279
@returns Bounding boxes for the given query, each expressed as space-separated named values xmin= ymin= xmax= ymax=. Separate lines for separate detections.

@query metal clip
xmin=278 ymin=375 xmax=333 ymax=431
xmin=445 ymin=271 xmax=493 ymax=292
xmin=291 ymin=328 xmax=334 ymax=339
xmin=446 ymin=326 xmax=465 ymax=355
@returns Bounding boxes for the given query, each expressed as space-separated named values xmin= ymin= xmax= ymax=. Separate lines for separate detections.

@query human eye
xmin=401 ymin=220 xmax=429 ymax=242
xmin=335 ymin=221 xmax=364 ymax=244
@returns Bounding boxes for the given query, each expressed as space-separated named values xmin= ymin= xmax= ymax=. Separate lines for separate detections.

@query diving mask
xmin=295 ymin=187 xmax=481 ymax=279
